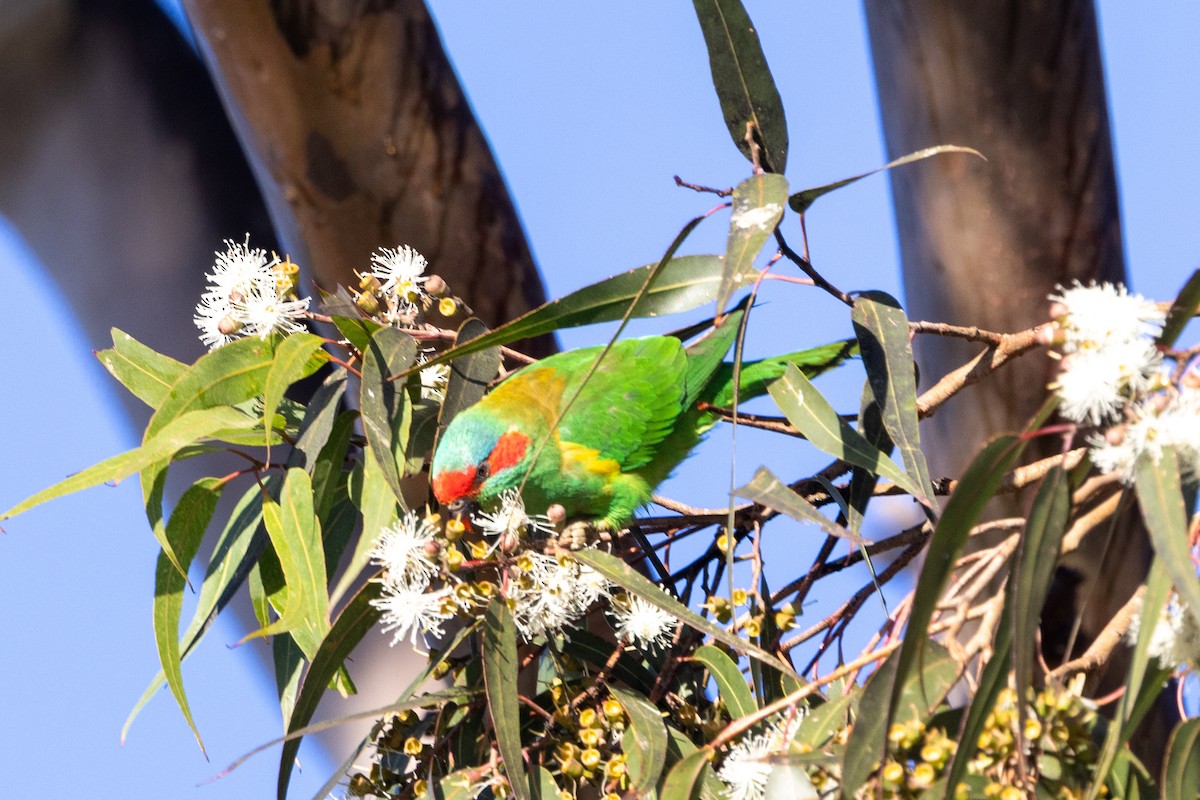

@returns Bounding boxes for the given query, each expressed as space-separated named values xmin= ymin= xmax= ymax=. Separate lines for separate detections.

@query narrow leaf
xmin=260 ymin=468 xmax=330 ymax=659
xmin=692 ymin=0 xmax=788 ymax=172
xmin=1011 ymin=466 xmax=1070 ymax=717
xmin=1136 ymin=448 xmax=1200 ymax=628
xmin=262 ymin=332 xmax=327 ymax=453
xmin=153 ymin=477 xmax=224 ymax=754
xmin=768 ymin=363 xmax=924 ymax=499
xmin=2 ymin=406 xmax=254 ymax=521
xmin=330 ymin=314 xmax=382 ymax=355
xmin=360 ymin=327 xmax=417 ymax=502
xmin=567 ymin=629 xmax=657 ymax=695
xmin=123 ymin=482 xmax=270 ymax=742
xmin=692 ymin=644 xmax=757 ymax=720
xmin=944 ymin=604 xmax=1013 ymax=798
xmin=853 ymin=293 xmax=938 ymax=512
xmin=661 ymin=747 xmax=712 ymax=800
xmin=888 ymin=436 xmax=1025 ymax=746
xmin=611 ymin=687 xmax=669 ymax=795
xmin=332 ymin=455 xmax=399 ymax=606
xmin=438 ymin=317 xmax=502 ymax=432
xmin=736 ymin=467 xmax=864 ymax=546
xmin=276 ymin=580 xmax=383 ymax=800
xmin=1162 ymin=718 xmax=1200 ymax=800
xmin=789 ymin=145 xmax=983 ymax=214
xmin=285 ymin=370 xmax=348 ymax=472
xmin=483 ymin=598 xmax=531 ymax=800
xmin=574 ymin=550 xmax=797 ymax=676
xmin=718 ymin=173 xmax=788 ymax=316
xmin=418 ymin=255 xmax=740 ymax=370
xmin=96 ymin=328 xmax=186 ymax=408
xmin=1160 ymin=269 xmax=1200 ymax=347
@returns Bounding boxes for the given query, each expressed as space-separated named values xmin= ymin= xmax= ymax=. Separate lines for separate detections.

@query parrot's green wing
xmin=555 ymin=337 xmax=691 ymax=471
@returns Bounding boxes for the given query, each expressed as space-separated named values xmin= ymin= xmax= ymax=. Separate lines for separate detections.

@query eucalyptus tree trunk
xmin=864 ymin=0 xmax=1169 ymax=759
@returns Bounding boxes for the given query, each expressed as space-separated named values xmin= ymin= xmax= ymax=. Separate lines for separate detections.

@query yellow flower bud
xmin=403 ymin=737 xmax=423 ymax=756
xmin=732 ymin=588 xmax=748 ymax=606
xmin=602 ymin=698 xmax=624 ymax=721
xmin=439 ymin=297 xmax=458 ymax=317
xmin=580 ymin=748 xmax=602 ymax=769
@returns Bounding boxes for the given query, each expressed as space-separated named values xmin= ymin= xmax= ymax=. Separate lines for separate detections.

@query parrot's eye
xmin=475 ymin=460 xmax=491 ymax=482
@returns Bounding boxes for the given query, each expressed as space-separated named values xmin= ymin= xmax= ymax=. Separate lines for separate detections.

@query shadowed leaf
xmin=483 ymin=598 xmax=530 ymax=800
xmin=360 ymin=327 xmax=417 ymax=502
xmin=692 ymin=644 xmax=757 ymax=720
xmin=692 ymin=0 xmax=788 ymax=172
xmin=736 ymin=466 xmax=864 ymax=546
xmin=768 ymin=363 xmax=923 ymax=499
xmin=1160 ymin=269 xmax=1200 ymax=348
xmin=788 ymin=145 xmax=983 ymax=214
xmin=611 ymin=687 xmax=669 ymax=794
xmin=153 ymin=477 xmax=224 ymax=755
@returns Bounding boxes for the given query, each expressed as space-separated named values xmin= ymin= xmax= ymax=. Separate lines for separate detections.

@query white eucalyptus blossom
xmin=1127 ymin=596 xmax=1200 ymax=670
xmin=371 ymin=512 xmax=440 ymax=588
xmin=1048 ymin=282 xmax=1166 ymax=425
xmin=718 ymin=717 xmax=803 ymax=800
xmin=608 ymin=592 xmax=680 ymax=649
xmin=418 ymin=357 xmax=451 ymax=403
xmin=1051 ymin=281 xmax=1165 ymax=352
xmin=371 ymin=582 xmax=457 ymax=649
xmin=1088 ymin=388 xmax=1200 ymax=481
xmin=194 ymin=236 xmax=310 ymax=349
xmin=369 ymin=245 xmax=429 ymax=305
xmin=506 ymin=552 xmax=610 ymax=640
xmin=474 ymin=489 xmax=555 ymax=540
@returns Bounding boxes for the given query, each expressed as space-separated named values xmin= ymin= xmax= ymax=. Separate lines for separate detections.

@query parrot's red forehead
xmin=488 ymin=429 xmax=529 ymax=474
xmin=432 ymin=465 xmax=476 ymax=504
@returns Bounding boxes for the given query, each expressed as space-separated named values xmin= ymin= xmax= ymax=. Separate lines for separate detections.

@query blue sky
xmin=1 ymin=3 xmax=1197 ymax=797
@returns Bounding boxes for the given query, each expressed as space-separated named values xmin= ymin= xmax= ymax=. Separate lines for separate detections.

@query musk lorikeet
xmin=430 ymin=311 xmax=854 ymax=531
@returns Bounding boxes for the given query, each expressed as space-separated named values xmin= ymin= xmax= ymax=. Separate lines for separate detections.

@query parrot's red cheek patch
xmin=488 ymin=430 xmax=530 ymax=475
xmin=433 ymin=467 xmax=476 ymax=504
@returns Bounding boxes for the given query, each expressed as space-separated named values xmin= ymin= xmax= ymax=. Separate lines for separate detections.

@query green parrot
xmin=430 ymin=310 xmax=853 ymax=531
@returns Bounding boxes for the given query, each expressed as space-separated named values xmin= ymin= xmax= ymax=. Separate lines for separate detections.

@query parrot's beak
xmin=445 ymin=497 xmax=480 ymax=524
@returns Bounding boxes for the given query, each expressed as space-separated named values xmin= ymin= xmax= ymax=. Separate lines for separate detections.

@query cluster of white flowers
xmin=608 ymin=591 xmax=680 ymax=650
xmin=369 ymin=513 xmax=458 ymax=648
xmin=194 ymin=236 xmax=310 ymax=350
xmin=506 ymin=551 xmax=611 ymax=640
xmin=717 ymin=716 xmax=807 ymax=800
xmin=1046 ymin=282 xmax=1200 ymax=481
xmin=367 ymin=245 xmax=429 ymax=310
xmin=1048 ymin=282 xmax=1165 ymax=426
xmin=1126 ymin=595 xmax=1200 ymax=671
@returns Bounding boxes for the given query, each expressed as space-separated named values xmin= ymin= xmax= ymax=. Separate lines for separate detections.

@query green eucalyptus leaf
xmin=1 ymin=405 xmax=254 ymax=523
xmin=153 ymin=477 xmax=224 ymax=755
xmin=438 ymin=317 xmax=502 ymax=433
xmin=360 ymin=327 xmax=418 ymax=502
xmin=767 ymin=363 xmax=924 ymax=499
xmin=660 ymin=746 xmax=712 ymax=800
xmin=1162 ymin=718 xmax=1200 ymax=800
xmin=332 ymin=453 xmax=400 ymax=606
xmin=718 ymin=173 xmax=787 ymax=316
xmin=122 ymin=481 xmax=270 ymax=743
xmin=96 ymin=328 xmax=186 ymax=408
xmin=692 ymin=644 xmax=757 ymax=720
xmin=1136 ymin=448 xmax=1200 ymax=629
xmin=692 ymin=0 xmax=788 ymax=172
xmin=611 ymin=687 xmax=669 ymax=795
xmin=852 ymin=293 xmax=938 ymax=513
xmin=848 ymin=378 xmax=893 ymax=537
xmin=1159 ymin=269 xmax=1200 ymax=348
xmin=788 ymin=146 xmax=983 ymax=214
xmin=840 ymin=648 xmax=899 ymax=796
xmin=330 ymin=314 xmax=383 ymax=355
xmin=262 ymin=332 xmax=328 ymax=453
xmin=273 ymin=633 xmax=304 ymax=725
xmin=483 ymin=598 xmax=530 ymax=800
xmin=566 ymin=628 xmax=658 ymax=695
xmin=276 ymin=580 xmax=383 ymax=800
xmin=286 ymin=371 xmax=348 ymax=473
xmin=736 ymin=466 xmax=864 ymax=546
xmin=309 ymin=410 xmax=357 ymax=520
xmin=888 ymin=435 xmax=1025 ymax=742
xmin=1011 ymin=466 xmax=1070 ymax=723
xmin=259 ymin=468 xmax=330 ymax=659
xmin=419 ymin=255 xmax=741 ymax=370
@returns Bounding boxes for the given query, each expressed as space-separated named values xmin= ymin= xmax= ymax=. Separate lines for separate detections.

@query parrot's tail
xmin=702 ymin=338 xmax=858 ymax=409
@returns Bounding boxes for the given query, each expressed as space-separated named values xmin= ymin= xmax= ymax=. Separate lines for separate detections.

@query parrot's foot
xmin=555 ymin=520 xmax=618 ymax=551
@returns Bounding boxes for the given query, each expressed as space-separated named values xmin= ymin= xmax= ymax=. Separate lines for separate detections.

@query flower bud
xmin=423 ymin=274 xmax=448 ymax=297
